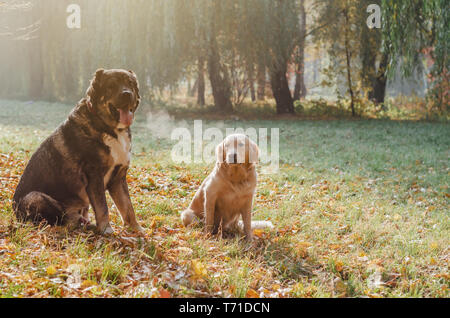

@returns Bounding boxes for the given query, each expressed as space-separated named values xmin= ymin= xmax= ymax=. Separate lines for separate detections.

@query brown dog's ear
xmin=128 ymin=70 xmax=141 ymax=109
xmin=86 ymin=68 xmax=105 ymax=106
xmin=215 ymin=141 xmax=226 ymax=164
xmin=95 ymin=68 xmax=105 ymax=78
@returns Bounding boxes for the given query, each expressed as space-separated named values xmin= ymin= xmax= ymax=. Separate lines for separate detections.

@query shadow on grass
xmin=221 ymin=231 xmax=314 ymax=281
xmin=254 ymin=236 xmax=314 ymax=280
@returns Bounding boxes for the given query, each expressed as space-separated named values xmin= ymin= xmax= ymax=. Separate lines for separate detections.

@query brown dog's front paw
xmin=103 ymin=226 xmax=114 ymax=235
xmin=97 ymin=223 xmax=114 ymax=235
xmin=127 ymin=223 xmax=144 ymax=234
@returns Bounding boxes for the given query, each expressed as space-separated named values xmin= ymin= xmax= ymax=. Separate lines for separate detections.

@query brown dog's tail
xmin=181 ymin=208 xmax=196 ymax=227
xmin=14 ymin=191 xmax=65 ymax=225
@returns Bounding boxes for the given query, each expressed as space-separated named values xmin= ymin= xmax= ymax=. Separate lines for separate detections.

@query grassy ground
xmin=0 ymin=99 xmax=449 ymax=298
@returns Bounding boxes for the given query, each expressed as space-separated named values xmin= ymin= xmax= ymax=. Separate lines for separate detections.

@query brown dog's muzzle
xmin=116 ymin=89 xmax=135 ymax=127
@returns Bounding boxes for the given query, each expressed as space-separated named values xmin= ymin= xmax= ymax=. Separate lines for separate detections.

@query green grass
xmin=0 ymin=99 xmax=449 ymax=298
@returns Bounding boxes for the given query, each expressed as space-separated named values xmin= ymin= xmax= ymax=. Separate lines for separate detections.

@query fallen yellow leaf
xmin=335 ymin=260 xmax=344 ymax=272
xmin=297 ymin=241 xmax=312 ymax=257
xmin=46 ymin=265 xmax=57 ymax=276
xmin=81 ymin=280 xmax=96 ymax=289
xmin=430 ymin=242 xmax=439 ymax=250
xmin=253 ymin=229 xmax=264 ymax=238
xmin=191 ymin=259 xmax=207 ymax=278
xmin=271 ymin=284 xmax=280 ymax=290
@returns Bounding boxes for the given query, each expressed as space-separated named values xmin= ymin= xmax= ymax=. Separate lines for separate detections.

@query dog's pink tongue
xmin=119 ymin=109 xmax=134 ymax=126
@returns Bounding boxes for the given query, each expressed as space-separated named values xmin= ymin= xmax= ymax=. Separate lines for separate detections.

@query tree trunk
xmin=345 ymin=43 xmax=355 ymax=116
xmin=369 ymin=53 xmax=388 ymax=104
xmin=189 ymin=78 xmax=198 ymax=97
xmin=250 ymin=80 xmax=256 ymax=102
xmin=187 ymin=78 xmax=193 ymax=97
xmin=248 ymin=63 xmax=256 ymax=102
xmin=197 ymin=56 xmax=206 ymax=106
xmin=293 ymin=0 xmax=307 ymax=101
xmin=207 ymin=36 xmax=233 ymax=113
xmin=360 ymin=6 xmax=386 ymax=106
xmin=256 ymin=60 xmax=266 ymax=101
xmin=270 ymin=65 xmax=295 ymax=114
xmin=344 ymin=10 xmax=356 ymax=117
xmin=293 ymin=58 xmax=307 ymax=100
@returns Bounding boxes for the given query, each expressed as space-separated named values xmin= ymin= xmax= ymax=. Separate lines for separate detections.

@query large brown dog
xmin=181 ymin=134 xmax=273 ymax=240
xmin=13 ymin=69 xmax=143 ymax=234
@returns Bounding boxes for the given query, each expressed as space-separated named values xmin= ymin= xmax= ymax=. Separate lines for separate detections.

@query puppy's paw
xmin=181 ymin=209 xmax=196 ymax=227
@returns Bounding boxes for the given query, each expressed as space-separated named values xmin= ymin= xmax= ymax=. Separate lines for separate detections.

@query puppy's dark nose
xmin=227 ymin=153 xmax=238 ymax=163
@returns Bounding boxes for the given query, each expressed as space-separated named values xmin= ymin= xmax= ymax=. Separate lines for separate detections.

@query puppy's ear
xmin=215 ymin=141 xmax=226 ymax=164
xmin=86 ymin=68 xmax=105 ymax=105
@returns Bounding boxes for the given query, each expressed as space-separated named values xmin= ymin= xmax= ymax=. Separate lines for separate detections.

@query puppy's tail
xmin=251 ymin=220 xmax=274 ymax=230
xmin=238 ymin=220 xmax=274 ymax=231
xmin=181 ymin=208 xmax=196 ymax=227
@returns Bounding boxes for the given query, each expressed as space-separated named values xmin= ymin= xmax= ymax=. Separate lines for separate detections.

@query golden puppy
xmin=181 ymin=134 xmax=273 ymax=240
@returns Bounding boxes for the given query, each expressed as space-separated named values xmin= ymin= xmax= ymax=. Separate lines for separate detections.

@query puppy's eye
xmin=238 ymin=142 xmax=244 ymax=147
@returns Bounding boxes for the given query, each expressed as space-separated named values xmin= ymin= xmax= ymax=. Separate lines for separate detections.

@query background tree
xmin=263 ymin=0 xmax=299 ymax=114
xmin=315 ymin=0 xmax=363 ymax=116
xmin=0 ymin=0 xmax=446 ymax=116
xmin=293 ymin=0 xmax=308 ymax=101
xmin=203 ymin=0 xmax=234 ymax=112
xmin=359 ymin=0 xmax=388 ymax=104
xmin=382 ymin=0 xmax=449 ymax=111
